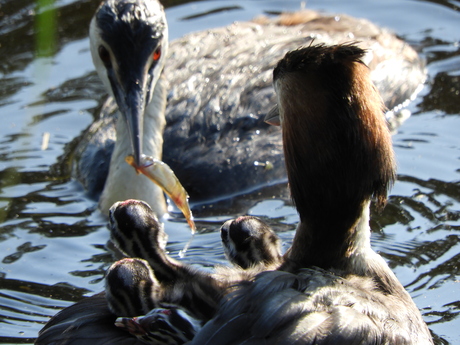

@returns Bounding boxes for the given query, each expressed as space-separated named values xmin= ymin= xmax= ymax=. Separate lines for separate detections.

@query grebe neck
xmin=285 ymin=200 xmax=373 ymax=272
xmin=99 ymin=78 xmax=167 ymax=215
xmin=276 ymin=45 xmax=396 ymax=272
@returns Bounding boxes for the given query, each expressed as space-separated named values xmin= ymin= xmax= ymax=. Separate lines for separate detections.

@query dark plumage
xmin=192 ymin=269 xmax=422 ymax=344
xmin=36 ymin=293 xmax=145 ymax=345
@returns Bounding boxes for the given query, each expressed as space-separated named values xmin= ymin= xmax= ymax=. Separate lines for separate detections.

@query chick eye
xmin=153 ymin=47 xmax=161 ymax=61
xmin=98 ymin=45 xmax=112 ymax=68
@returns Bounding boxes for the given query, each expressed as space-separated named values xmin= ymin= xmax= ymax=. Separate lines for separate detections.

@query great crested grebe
xmin=76 ymin=0 xmax=426 ymax=215
xmin=36 ymin=199 xmax=282 ymax=344
xmin=189 ymin=43 xmax=433 ymax=344
xmin=36 ymin=43 xmax=432 ymax=345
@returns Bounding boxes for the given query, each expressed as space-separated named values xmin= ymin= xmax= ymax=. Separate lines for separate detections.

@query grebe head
xmin=109 ymin=199 xmax=167 ymax=261
xmin=267 ymin=43 xmax=396 ymax=269
xmin=105 ymin=257 xmax=159 ymax=317
xmin=115 ymin=304 xmax=202 ymax=344
xmin=89 ymin=0 xmax=168 ymax=166
xmin=105 ymin=257 xmax=202 ymax=344
xmin=109 ymin=199 xmax=168 ymax=247
xmin=221 ymin=216 xmax=282 ymax=269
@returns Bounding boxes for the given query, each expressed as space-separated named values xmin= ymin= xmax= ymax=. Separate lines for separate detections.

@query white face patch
xmin=89 ymin=17 xmax=117 ymax=98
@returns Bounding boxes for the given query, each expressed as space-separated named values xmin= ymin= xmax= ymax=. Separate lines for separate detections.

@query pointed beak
xmin=121 ymin=87 xmax=145 ymax=167
xmin=109 ymin=71 xmax=147 ymax=167
xmin=265 ymin=104 xmax=281 ymax=126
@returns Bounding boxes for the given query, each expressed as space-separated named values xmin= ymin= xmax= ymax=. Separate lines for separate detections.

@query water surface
xmin=0 ymin=0 xmax=459 ymax=344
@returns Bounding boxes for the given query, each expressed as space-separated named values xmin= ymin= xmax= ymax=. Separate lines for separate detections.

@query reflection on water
xmin=0 ymin=0 xmax=459 ymax=344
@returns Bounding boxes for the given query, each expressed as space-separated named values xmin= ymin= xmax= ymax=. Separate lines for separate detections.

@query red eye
xmin=153 ymin=47 xmax=161 ymax=61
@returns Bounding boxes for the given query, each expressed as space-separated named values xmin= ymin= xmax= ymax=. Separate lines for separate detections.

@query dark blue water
xmin=0 ymin=0 xmax=459 ymax=343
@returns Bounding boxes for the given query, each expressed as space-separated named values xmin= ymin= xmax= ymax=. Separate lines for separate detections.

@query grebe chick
xmin=221 ymin=216 xmax=282 ymax=269
xmin=106 ymin=258 xmax=202 ymax=344
xmin=105 ymin=258 xmax=160 ymax=317
xmin=76 ymin=0 xmax=426 ymax=215
xmin=189 ymin=43 xmax=433 ymax=344
xmin=35 ymin=200 xmax=283 ymax=344
xmin=108 ymin=200 xmax=223 ymax=320
xmin=115 ymin=304 xmax=201 ymax=345
xmin=36 ymin=257 xmax=202 ymax=345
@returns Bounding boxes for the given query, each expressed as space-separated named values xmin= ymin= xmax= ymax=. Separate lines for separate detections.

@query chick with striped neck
xmin=105 ymin=258 xmax=202 ymax=345
xmin=105 ymin=201 xmax=288 ymax=345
